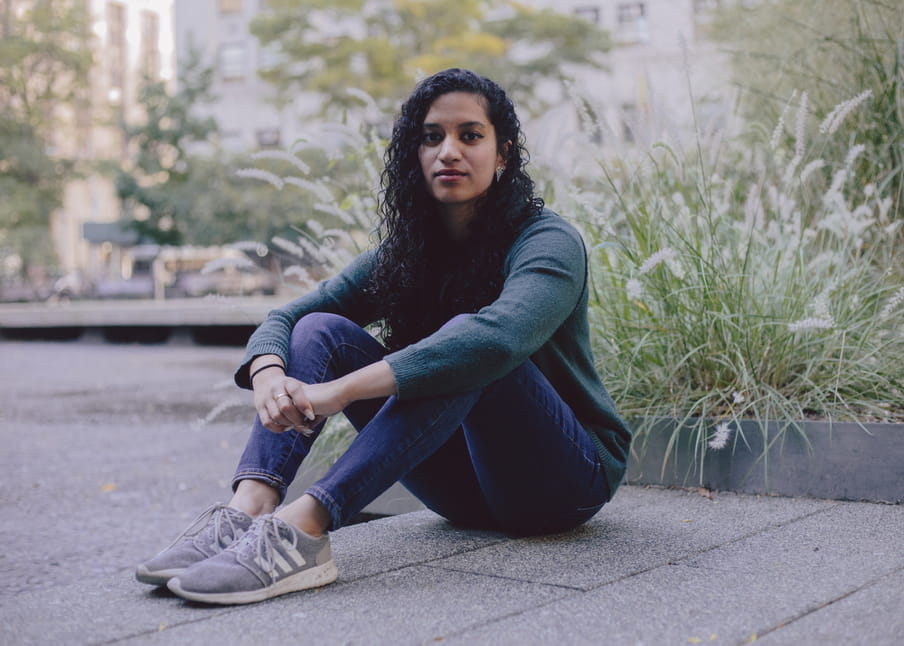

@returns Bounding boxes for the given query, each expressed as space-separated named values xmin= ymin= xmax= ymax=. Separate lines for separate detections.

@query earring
xmin=495 ymin=166 xmax=504 ymax=181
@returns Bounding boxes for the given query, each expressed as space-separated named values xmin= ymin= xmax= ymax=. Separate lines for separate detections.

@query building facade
xmin=173 ymin=0 xmax=317 ymax=152
xmin=50 ymin=0 xmax=174 ymax=284
xmin=172 ymin=0 xmax=731 ymax=159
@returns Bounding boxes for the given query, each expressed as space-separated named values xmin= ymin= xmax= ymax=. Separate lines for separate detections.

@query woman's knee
xmin=289 ymin=313 xmax=361 ymax=349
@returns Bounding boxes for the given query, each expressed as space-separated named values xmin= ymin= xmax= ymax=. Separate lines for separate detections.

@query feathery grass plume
xmin=788 ymin=316 xmax=835 ymax=332
xmin=283 ymin=265 xmax=313 ymax=285
xmin=800 ymin=159 xmax=825 ymax=183
xmin=314 ymin=203 xmax=355 ymax=225
xmin=708 ymin=422 xmax=732 ymax=450
xmin=235 ymin=168 xmax=284 ymax=189
xmin=638 ymin=248 xmax=680 ymax=276
xmin=250 ymin=150 xmax=311 ymax=175
xmin=271 ymin=235 xmax=308 ymax=260
xmin=879 ymin=287 xmax=904 ymax=321
xmin=283 ymin=176 xmax=335 ymax=202
xmin=783 ymin=154 xmax=802 ymax=186
xmin=770 ymin=90 xmax=797 ymax=150
xmin=818 ymin=90 xmax=873 ymax=135
xmin=843 ymin=144 xmax=866 ymax=169
xmin=794 ymin=91 xmax=808 ymax=158
xmin=345 ymin=87 xmax=379 ymax=115
xmin=193 ymin=397 xmax=248 ymax=429
xmin=626 ymin=278 xmax=644 ymax=301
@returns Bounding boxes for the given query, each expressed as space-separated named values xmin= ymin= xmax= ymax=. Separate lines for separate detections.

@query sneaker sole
xmin=136 ymin=565 xmax=186 ymax=586
xmin=166 ymin=560 xmax=339 ymax=605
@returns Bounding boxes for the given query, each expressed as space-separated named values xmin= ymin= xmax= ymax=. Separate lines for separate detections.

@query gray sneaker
xmin=135 ymin=503 xmax=253 ymax=586
xmin=166 ymin=514 xmax=337 ymax=605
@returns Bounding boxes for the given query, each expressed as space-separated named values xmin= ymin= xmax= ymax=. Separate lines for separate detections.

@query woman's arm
xmin=234 ymin=250 xmax=379 ymax=389
xmin=250 ymin=354 xmax=396 ymax=434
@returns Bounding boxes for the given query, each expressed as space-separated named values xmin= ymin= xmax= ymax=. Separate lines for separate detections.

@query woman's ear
xmin=497 ymin=140 xmax=513 ymax=168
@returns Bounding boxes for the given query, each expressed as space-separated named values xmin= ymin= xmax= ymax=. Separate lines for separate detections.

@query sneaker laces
xmin=162 ymin=503 xmax=245 ymax=552
xmin=230 ymin=515 xmax=297 ymax=583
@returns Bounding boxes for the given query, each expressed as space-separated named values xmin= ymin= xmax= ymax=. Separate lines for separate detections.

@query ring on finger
xmin=274 ymin=392 xmax=292 ymax=401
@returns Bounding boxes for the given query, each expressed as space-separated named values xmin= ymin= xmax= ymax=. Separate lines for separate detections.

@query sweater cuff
xmin=383 ymin=347 xmax=420 ymax=400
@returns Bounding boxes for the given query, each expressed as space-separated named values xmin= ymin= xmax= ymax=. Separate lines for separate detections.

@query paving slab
xmin=429 ymin=486 xmax=835 ymax=590
xmin=444 ymin=500 xmax=904 ymax=646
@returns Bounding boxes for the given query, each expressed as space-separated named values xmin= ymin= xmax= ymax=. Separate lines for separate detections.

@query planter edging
xmin=625 ymin=419 xmax=903 ymax=504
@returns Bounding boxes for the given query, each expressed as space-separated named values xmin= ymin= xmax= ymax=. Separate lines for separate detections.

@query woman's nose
xmin=438 ymin=136 xmax=461 ymax=162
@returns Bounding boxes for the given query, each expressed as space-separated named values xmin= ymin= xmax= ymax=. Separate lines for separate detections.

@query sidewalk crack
xmin=743 ymin=565 xmax=904 ymax=644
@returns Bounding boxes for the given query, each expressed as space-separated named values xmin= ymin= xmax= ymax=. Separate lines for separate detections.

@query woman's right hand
xmin=250 ymin=362 xmax=317 ymax=434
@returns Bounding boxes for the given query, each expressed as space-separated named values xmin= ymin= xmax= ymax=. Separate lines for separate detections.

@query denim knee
xmin=289 ymin=312 xmax=358 ymax=349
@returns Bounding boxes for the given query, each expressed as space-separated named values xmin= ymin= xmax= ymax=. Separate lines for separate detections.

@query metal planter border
xmin=625 ymin=418 xmax=904 ymax=504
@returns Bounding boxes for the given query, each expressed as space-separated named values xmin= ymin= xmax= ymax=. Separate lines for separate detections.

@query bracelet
xmin=250 ymin=362 xmax=286 ymax=382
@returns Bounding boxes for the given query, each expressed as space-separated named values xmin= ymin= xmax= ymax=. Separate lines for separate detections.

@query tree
xmin=116 ymin=55 xmax=344 ymax=248
xmin=0 ymin=0 xmax=93 ymax=276
xmin=251 ymin=0 xmax=610 ymax=116
xmin=115 ymin=55 xmax=221 ymax=245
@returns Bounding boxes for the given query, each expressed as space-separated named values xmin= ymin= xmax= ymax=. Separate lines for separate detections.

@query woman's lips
xmin=436 ymin=170 xmax=466 ymax=182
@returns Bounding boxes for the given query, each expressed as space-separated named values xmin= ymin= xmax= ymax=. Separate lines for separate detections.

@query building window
xmin=219 ymin=43 xmax=246 ymax=80
xmin=219 ymin=0 xmax=243 ymax=13
xmin=573 ymin=5 xmax=601 ymax=25
xmin=140 ymin=10 xmax=160 ymax=80
xmin=616 ymin=2 xmax=648 ymax=44
xmin=106 ymin=2 xmax=126 ymax=103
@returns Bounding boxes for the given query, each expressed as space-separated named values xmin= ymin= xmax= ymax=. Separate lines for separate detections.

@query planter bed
xmin=625 ymin=419 xmax=903 ymax=504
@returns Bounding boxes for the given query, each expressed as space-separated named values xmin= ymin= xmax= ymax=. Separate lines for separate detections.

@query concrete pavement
xmin=2 ymin=340 xmax=902 ymax=645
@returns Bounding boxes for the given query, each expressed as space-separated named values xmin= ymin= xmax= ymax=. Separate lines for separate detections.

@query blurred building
xmin=173 ymin=0 xmax=317 ymax=153
xmin=173 ymin=0 xmax=731 ymax=157
xmin=50 ymin=0 xmax=174 ymax=285
xmin=528 ymin=0 xmax=731 ymax=163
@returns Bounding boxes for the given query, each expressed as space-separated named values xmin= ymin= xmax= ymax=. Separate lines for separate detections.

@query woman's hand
xmin=252 ymin=370 xmax=317 ymax=434
xmin=249 ymin=355 xmax=397 ymax=434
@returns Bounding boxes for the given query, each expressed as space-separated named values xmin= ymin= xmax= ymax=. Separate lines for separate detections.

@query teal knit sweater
xmin=235 ymin=209 xmax=632 ymax=499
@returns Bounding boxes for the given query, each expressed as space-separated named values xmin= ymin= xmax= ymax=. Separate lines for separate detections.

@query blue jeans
xmin=233 ymin=313 xmax=610 ymax=534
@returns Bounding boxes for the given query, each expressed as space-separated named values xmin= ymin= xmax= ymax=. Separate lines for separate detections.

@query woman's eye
xmin=422 ymin=132 xmax=442 ymax=144
xmin=462 ymin=131 xmax=483 ymax=142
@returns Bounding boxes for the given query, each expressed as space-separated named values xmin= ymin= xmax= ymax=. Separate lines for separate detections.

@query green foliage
xmin=251 ymin=0 xmax=610 ymax=116
xmin=115 ymin=54 xmax=219 ymax=245
xmin=708 ymin=0 xmax=904 ymax=220
xmin=0 ymin=0 xmax=93 ymax=274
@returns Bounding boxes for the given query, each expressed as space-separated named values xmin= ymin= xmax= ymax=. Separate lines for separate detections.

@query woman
xmin=136 ymin=68 xmax=631 ymax=605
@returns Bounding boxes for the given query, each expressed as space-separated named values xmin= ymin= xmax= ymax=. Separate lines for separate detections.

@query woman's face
xmin=418 ymin=91 xmax=506 ymax=232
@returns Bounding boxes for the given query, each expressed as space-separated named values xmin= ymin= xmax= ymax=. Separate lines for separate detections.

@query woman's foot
xmin=136 ymin=480 xmax=280 ymax=586
xmin=135 ymin=503 xmax=253 ymax=586
xmin=166 ymin=515 xmax=338 ymax=605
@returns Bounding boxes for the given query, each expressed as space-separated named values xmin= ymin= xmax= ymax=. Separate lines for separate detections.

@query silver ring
xmin=274 ymin=392 xmax=291 ymax=401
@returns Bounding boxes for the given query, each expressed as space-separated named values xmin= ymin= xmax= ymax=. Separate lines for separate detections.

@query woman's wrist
xmin=249 ymin=355 xmax=286 ymax=385
xmin=334 ymin=360 xmax=397 ymax=405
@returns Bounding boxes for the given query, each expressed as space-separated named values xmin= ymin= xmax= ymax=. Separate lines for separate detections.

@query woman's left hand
xmin=296 ymin=380 xmax=349 ymax=421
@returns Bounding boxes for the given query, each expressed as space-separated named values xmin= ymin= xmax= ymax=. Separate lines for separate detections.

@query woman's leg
xmin=231 ymin=313 xmax=390 ymax=503
xmin=307 ymin=360 xmax=610 ymax=535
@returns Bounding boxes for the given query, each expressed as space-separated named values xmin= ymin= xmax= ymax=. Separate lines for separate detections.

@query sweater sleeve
xmin=234 ymin=249 xmax=378 ymax=389
xmin=384 ymin=215 xmax=586 ymax=400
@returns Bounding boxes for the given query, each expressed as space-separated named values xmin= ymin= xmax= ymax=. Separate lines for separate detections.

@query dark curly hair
xmin=370 ymin=68 xmax=544 ymax=350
